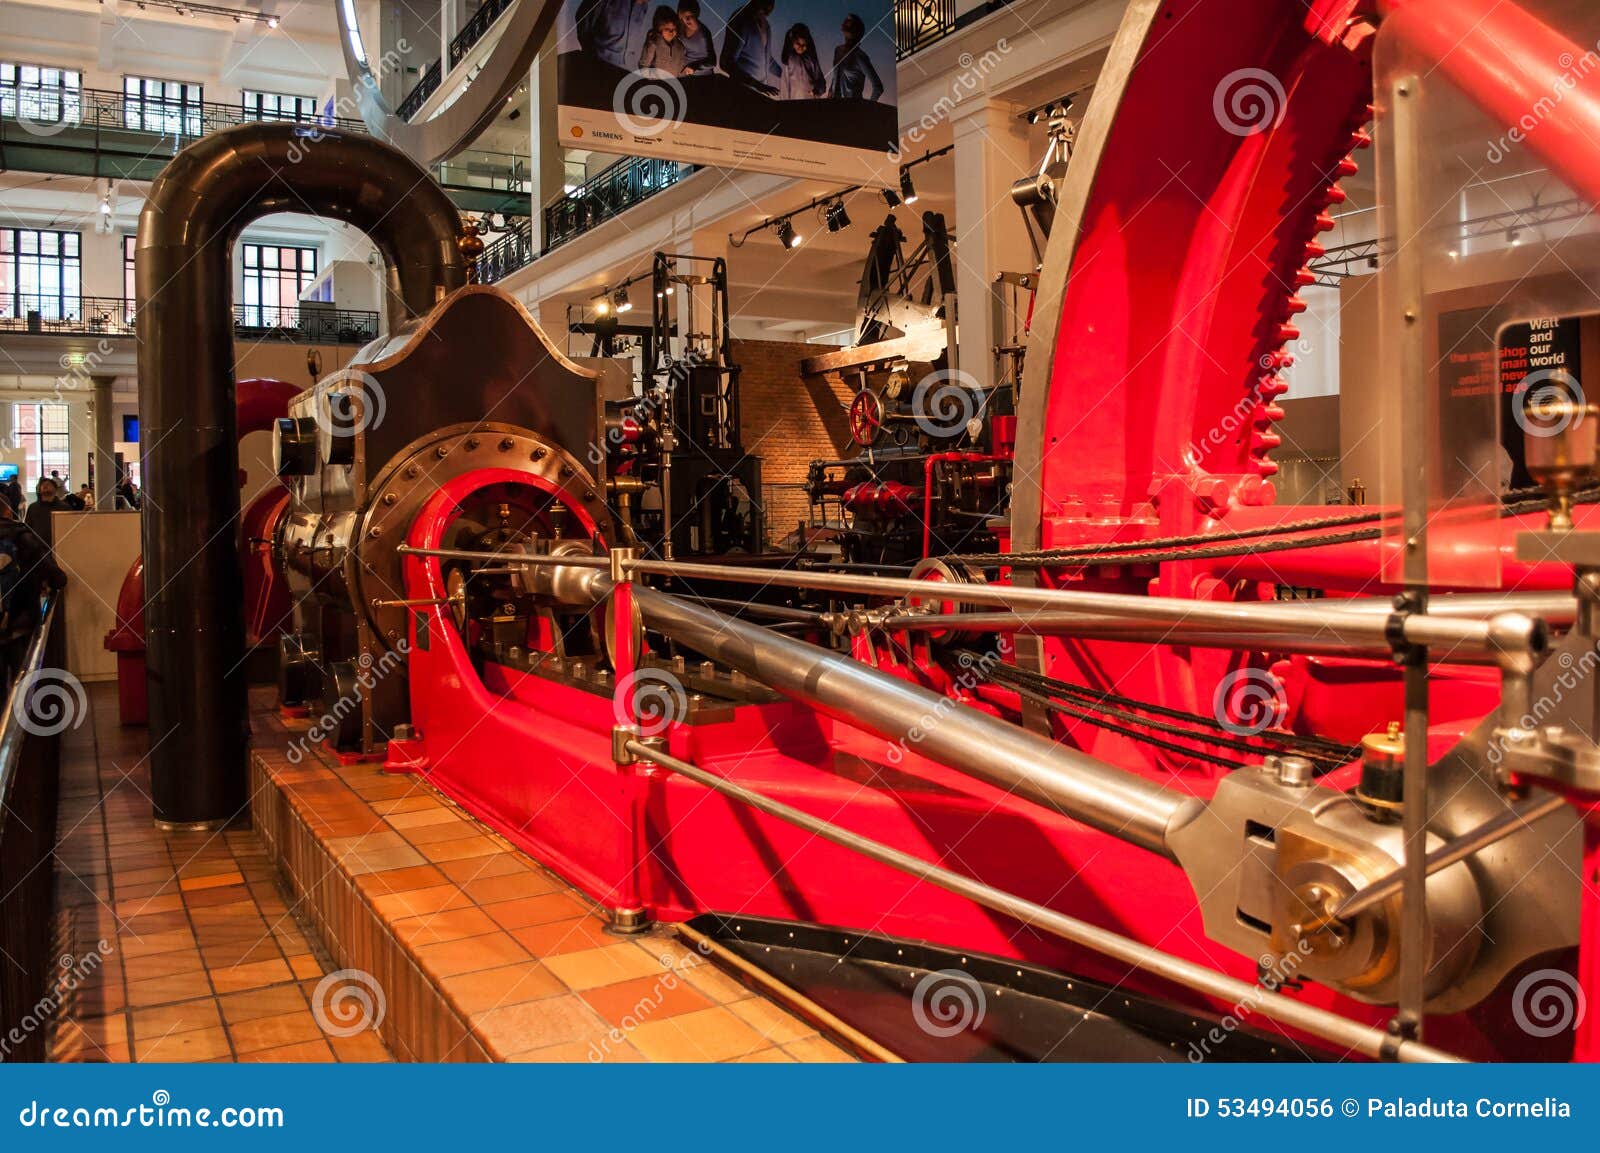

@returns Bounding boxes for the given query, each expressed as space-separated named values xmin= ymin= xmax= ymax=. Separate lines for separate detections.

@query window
xmin=11 ymin=403 xmax=70 ymax=494
xmin=123 ymin=76 xmax=203 ymax=135
xmin=123 ymin=234 xmax=136 ymax=322
xmin=0 ymin=63 xmax=81 ymax=128
xmin=241 ymin=243 xmax=318 ymax=327
xmin=0 ymin=229 xmax=81 ymax=321
xmin=242 ymin=90 xmax=318 ymax=123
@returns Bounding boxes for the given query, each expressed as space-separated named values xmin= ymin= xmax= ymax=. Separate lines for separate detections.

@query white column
xmin=529 ymin=45 xmax=560 ymax=249
xmin=91 ymin=375 xmax=117 ymax=510
xmin=949 ymin=97 xmax=1034 ymax=391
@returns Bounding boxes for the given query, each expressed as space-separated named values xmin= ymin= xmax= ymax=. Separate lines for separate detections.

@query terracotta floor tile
xmin=417 ymin=835 xmax=502 ymax=863
xmin=325 ymin=831 xmax=413 ymax=857
xmin=472 ymin=994 xmax=608 ymax=1059
xmin=353 ymin=863 xmax=448 ymax=895
xmin=510 ymin=1038 xmax=644 ymax=1062
xmin=580 ymin=972 xmax=716 ymax=1029
xmin=337 ymin=844 xmax=428 ymax=876
xmin=201 ymin=942 xmax=286 ymax=970
xmin=543 ymin=944 xmax=670 ymax=991
xmin=229 ymin=1009 xmax=326 ymax=1054
xmin=130 ymin=998 xmax=222 ymax=1039
xmin=731 ymin=1047 xmax=797 ymax=1063
xmin=179 ymin=871 xmax=245 ymax=893
xmin=371 ymin=883 xmax=472 ymax=921
xmin=509 ymin=916 xmax=617 ymax=958
xmin=398 ymin=819 xmax=479 ymax=846
xmin=209 ymin=957 xmax=295 ymax=994
xmin=218 ymin=984 xmax=310 ymax=1025
xmin=115 ymin=892 xmax=184 ymax=917
xmin=392 ymin=906 xmax=500 ymax=947
xmin=727 ymin=997 xmax=817 ymax=1046
xmin=124 ymin=970 xmax=214 ymax=1007
xmin=185 ymin=884 xmax=255 ymax=909
xmin=483 ymin=892 xmax=589 ymax=931
xmin=123 ymin=948 xmax=206 ymax=984
xmin=436 ymin=854 xmax=531 ymax=883
xmin=783 ymin=1036 xmax=853 ymax=1062
xmin=119 ymin=928 xmax=198 ymax=959
xmin=135 ymin=1024 xmax=233 ymax=1063
xmin=329 ymin=1031 xmax=392 ymax=1062
xmin=413 ymin=932 xmax=530 ymax=980
xmin=117 ymin=910 xmax=193 ymax=937
xmin=440 ymin=961 xmax=564 ymax=1015
xmin=384 ymin=806 xmax=458 ymax=830
xmin=287 ymin=954 xmax=324 ymax=980
xmin=462 ymin=870 xmax=567 ymax=907
xmin=626 ymin=1005 xmax=767 ymax=1062
xmin=240 ymin=1038 xmax=336 ymax=1062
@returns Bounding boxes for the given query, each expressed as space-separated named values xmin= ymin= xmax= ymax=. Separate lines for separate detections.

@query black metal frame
xmin=0 ymin=595 xmax=64 ymax=1064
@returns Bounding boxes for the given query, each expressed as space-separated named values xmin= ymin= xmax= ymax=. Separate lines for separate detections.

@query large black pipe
xmin=135 ymin=122 xmax=466 ymax=827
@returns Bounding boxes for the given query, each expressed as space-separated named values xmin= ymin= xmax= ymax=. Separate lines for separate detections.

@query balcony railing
xmin=543 ymin=157 xmax=696 ymax=254
xmin=894 ymin=0 xmax=1013 ymax=59
xmin=480 ymin=219 xmax=536 ymax=285
xmin=0 ymin=85 xmax=367 ymax=142
xmin=450 ymin=0 xmax=517 ymax=69
xmin=0 ymin=294 xmax=380 ymax=344
xmin=396 ymin=59 xmax=442 ymax=123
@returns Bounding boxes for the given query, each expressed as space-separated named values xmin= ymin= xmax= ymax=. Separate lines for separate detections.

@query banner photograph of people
xmin=557 ymin=0 xmax=900 ymax=184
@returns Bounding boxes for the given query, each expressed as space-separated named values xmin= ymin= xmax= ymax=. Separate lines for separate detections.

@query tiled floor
xmin=48 ymin=682 xmax=855 ymax=1063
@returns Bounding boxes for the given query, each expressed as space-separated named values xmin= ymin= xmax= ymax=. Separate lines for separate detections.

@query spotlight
xmin=881 ymin=187 xmax=900 ymax=206
xmin=613 ymin=286 xmax=633 ymax=313
xmin=825 ymin=200 xmax=851 ymax=232
xmin=1027 ymin=108 xmax=1041 ymax=124
xmin=1508 ymin=227 xmax=1523 ymax=247
xmin=593 ymin=293 xmax=612 ymax=317
xmin=899 ymin=169 xmax=918 ymax=205
xmin=267 ymin=15 xmax=278 ymax=27
xmin=776 ymin=219 xmax=801 ymax=248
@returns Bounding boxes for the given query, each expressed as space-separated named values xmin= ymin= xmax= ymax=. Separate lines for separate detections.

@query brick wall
xmin=732 ymin=338 xmax=855 ymax=544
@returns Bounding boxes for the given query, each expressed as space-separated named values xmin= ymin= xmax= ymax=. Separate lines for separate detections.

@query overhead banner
xmin=557 ymin=0 xmax=899 ymax=185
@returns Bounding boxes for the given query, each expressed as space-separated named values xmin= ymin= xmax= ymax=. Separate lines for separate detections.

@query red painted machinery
xmin=247 ymin=0 xmax=1600 ymax=1061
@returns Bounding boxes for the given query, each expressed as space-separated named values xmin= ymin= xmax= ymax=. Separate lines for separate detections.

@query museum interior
xmin=0 ymin=0 xmax=1597 ymax=1066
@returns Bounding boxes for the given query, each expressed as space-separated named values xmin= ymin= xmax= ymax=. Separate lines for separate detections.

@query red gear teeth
xmin=1244 ymin=103 xmax=1373 ymax=482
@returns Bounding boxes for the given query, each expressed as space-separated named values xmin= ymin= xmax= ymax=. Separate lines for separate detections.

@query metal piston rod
xmin=623 ymin=738 xmax=1461 ymax=1064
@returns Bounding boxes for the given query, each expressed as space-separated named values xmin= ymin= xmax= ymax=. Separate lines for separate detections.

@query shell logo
xmin=570 ymin=126 xmax=584 ymax=138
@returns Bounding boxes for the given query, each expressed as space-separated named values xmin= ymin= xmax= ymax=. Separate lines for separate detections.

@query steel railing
xmin=450 ymin=0 xmax=517 ymax=68
xmin=0 ymin=594 xmax=64 ymax=1064
xmin=0 ymin=85 xmax=365 ymax=140
xmin=0 ymin=294 xmax=381 ymax=344
xmin=480 ymin=219 xmax=537 ymax=285
xmin=543 ymin=157 xmax=696 ymax=254
xmin=396 ymin=59 xmax=443 ymax=122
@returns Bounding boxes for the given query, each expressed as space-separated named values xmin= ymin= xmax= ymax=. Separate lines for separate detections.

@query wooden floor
xmin=47 ymin=682 xmax=853 ymax=1063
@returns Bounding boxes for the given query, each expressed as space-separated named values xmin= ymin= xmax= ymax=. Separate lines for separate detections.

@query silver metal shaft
xmin=626 ymin=739 xmax=1461 ymax=1064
